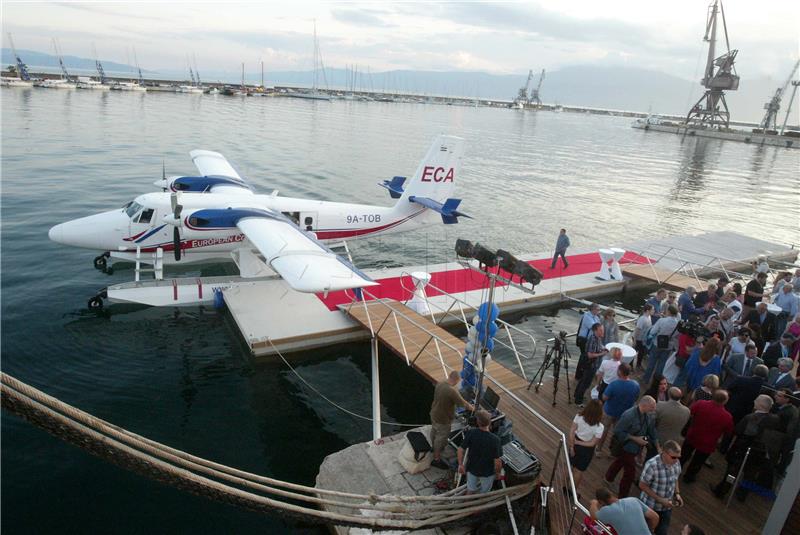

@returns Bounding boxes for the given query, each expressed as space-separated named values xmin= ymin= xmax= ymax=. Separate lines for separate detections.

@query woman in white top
xmin=595 ymin=347 xmax=623 ymax=398
xmin=568 ymin=399 xmax=604 ymax=492
xmin=634 ymin=304 xmax=654 ymax=370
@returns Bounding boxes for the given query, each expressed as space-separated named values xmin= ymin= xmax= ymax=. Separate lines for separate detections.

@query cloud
xmin=330 ymin=8 xmax=394 ymax=28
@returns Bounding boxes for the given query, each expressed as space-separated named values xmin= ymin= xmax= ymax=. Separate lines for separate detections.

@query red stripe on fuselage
xmin=314 ymin=209 xmax=424 ymax=240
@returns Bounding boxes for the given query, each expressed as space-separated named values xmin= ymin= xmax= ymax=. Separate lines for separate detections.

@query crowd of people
xmin=579 ymin=266 xmax=800 ymax=535
xmin=423 ymin=262 xmax=799 ymax=534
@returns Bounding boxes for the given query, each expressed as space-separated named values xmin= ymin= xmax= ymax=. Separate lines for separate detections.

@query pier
xmin=217 ymin=231 xmax=798 ymax=357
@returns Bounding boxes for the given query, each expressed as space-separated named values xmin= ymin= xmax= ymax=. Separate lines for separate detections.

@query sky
xmin=2 ymin=1 xmax=799 ymax=80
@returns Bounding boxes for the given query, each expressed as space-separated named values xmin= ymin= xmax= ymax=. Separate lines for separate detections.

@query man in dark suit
xmin=762 ymin=333 xmax=796 ymax=369
xmin=726 ymin=364 xmax=769 ymax=424
xmin=767 ymin=358 xmax=796 ymax=391
xmin=772 ymin=389 xmax=799 ymax=433
xmin=724 ymin=343 xmax=763 ymax=388
xmin=744 ymin=303 xmax=777 ymax=351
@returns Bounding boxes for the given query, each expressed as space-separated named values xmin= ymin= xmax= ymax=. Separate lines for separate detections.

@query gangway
xmin=341 ymin=289 xmax=609 ymax=534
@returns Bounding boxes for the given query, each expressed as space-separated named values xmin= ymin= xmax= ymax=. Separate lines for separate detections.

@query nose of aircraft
xmin=48 ymin=210 xmax=128 ymax=250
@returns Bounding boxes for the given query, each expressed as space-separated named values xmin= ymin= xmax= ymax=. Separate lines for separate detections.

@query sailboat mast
xmin=134 ymin=47 xmax=144 ymax=85
xmin=312 ymin=21 xmax=318 ymax=91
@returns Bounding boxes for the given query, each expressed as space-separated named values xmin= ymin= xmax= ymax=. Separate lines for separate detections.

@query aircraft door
xmin=300 ymin=212 xmax=317 ymax=233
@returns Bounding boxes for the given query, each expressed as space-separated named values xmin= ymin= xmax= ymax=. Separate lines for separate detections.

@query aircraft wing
xmin=190 ymin=150 xmax=244 ymax=181
xmin=236 ymin=217 xmax=378 ymax=293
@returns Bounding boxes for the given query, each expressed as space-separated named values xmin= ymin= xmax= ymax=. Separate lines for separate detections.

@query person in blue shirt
xmin=575 ymin=303 xmax=602 ymax=381
xmin=684 ymin=337 xmax=722 ymax=392
xmin=774 ymin=283 xmax=798 ymax=337
xmin=550 ymin=228 xmax=570 ymax=269
xmin=647 ymin=289 xmax=667 ymax=325
xmin=590 ymin=487 xmax=659 ymax=535
xmin=596 ymin=363 xmax=640 ymax=454
xmin=678 ymin=286 xmax=709 ymax=319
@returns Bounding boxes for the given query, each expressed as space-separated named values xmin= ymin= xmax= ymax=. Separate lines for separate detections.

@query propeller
xmin=169 ymin=191 xmax=184 ymax=261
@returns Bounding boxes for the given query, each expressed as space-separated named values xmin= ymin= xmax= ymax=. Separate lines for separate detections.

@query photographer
xmin=574 ymin=322 xmax=608 ymax=407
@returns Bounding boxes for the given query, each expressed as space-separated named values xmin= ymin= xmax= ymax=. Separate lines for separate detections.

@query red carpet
xmin=315 ymin=251 xmax=651 ymax=311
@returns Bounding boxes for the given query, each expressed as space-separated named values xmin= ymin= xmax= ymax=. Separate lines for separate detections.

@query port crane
xmin=92 ymin=44 xmax=108 ymax=84
xmin=685 ymin=0 xmax=739 ymax=128
xmin=7 ymin=33 xmax=31 ymax=81
xmin=514 ymin=70 xmax=534 ymax=107
xmin=760 ymin=59 xmax=800 ymax=133
xmin=529 ymin=69 xmax=545 ymax=107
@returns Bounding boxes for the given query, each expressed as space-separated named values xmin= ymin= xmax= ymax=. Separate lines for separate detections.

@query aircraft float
xmin=49 ymin=135 xmax=468 ymax=305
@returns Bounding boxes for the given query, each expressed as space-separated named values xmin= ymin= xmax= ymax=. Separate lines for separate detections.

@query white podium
xmin=407 ymin=271 xmax=432 ymax=316
xmin=609 ymin=247 xmax=626 ymax=280
xmin=597 ymin=249 xmax=614 ymax=280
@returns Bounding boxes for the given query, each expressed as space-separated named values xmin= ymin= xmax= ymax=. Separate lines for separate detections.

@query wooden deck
xmin=344 ymin=299 xmax=772 ymax=535
xmin=622 ymin=263 xmax=701 ymax=291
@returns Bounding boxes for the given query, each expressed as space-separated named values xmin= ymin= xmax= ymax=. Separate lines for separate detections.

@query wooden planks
xmin=344 ymin=299 xmax=772 ymax=535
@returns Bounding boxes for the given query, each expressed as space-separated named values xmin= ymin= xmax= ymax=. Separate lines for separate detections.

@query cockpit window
xmin=137 ymin=208 xmax=155 ymax=224
xmin=125 ymin=201 xmax=143 ymax=218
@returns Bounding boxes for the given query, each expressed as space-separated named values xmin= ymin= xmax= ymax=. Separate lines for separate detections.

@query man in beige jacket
xmin=655 ymin=387 xmax=690 ymax=444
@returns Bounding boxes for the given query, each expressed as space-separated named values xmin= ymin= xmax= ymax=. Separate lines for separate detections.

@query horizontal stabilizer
xmin=378 ymin=176 xmax=406 ymax=199
xmin=408 ymin=196 xmax=471 ymax=224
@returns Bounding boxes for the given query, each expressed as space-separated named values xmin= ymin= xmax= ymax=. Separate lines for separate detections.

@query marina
xmin=3 ymin=3 xmax=800 ymax=529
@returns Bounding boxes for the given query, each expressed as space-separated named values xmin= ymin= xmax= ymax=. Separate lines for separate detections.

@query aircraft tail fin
xmin=398 ymin=135 xmax=464 ymax=206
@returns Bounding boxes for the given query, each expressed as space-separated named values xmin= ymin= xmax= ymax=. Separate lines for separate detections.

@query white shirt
xmin=729 ymin=338 xmax=747 ymax=356
xmin=598 ymin=359 xmax=622 ymax=384
xmin=635 ymin=315 xmax=652 ymax=342
xmin=573 ymin=414 xmax=604 ymax=442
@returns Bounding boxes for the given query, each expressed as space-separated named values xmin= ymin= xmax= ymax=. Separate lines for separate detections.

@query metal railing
xmin=345 ymin=289 xmax=465 ymax=378
xmin=628 ymin=242 xmax=798 ymax=289
xmin=343 ymin=289 xmax=612 ymax=534
xmin=395 ymin=275 xmax=536 ymax=381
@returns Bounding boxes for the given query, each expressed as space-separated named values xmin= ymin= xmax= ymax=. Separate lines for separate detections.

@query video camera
xmin=552 ymin=330 xmax=568 ymax=349
xmin=676 ymin=318 xmax=709 ymax=340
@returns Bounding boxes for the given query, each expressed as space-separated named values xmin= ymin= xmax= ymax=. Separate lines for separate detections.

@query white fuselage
xmin=48 ymin=191 xmax=433 ymax=264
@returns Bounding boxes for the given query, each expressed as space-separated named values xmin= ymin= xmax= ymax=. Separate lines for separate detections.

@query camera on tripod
xmin=528 ymin=330 xmax=573 ymax=406
xmin=552 ymin=330 xmax=568 ymax=350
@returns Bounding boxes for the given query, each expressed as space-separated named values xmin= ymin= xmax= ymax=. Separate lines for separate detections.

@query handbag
xmin=656 ymin=323 xmax=679 ymax=350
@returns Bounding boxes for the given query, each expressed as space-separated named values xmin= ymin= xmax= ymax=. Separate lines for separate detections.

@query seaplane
xmin=49 ymin=135 xmax=469 ymax=307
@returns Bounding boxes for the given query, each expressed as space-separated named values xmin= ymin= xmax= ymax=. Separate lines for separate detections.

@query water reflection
xmin=672 ymin=137 xmax=714 ymax=200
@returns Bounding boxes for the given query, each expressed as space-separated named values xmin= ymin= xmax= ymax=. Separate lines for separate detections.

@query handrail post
xmin=504 ymin=323 xmax=527 ymax=381
xmin=392 ymin=312 xmax=410 ymax=365
xmin=370 ymin=336 xmax=381 ymax=441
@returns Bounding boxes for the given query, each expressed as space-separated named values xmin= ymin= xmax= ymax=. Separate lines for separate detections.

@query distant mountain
xmin=3 ymin=48 xmax=790 ymax=124
xmin=1 ymin=48 xmax=140 ymax=74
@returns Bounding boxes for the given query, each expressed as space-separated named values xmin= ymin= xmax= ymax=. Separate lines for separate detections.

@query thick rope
xmin=1 ymin=373 xmax=535 ymax=530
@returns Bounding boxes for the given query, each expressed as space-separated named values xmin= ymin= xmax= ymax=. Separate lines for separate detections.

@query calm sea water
xmin=2 ymin=88 xmax=798 ymax=534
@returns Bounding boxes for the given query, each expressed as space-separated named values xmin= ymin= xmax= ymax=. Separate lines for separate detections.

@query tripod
xmin=527 ymin=332 xmax=572 ymax=406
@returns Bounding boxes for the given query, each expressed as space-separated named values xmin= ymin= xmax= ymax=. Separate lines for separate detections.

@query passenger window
xmin=282 ymin=212 xmax=300 ymax=224
xmin=138 ymin=209 xmax=154 ymax=224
